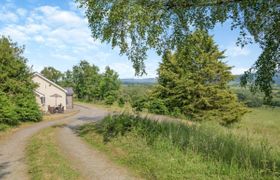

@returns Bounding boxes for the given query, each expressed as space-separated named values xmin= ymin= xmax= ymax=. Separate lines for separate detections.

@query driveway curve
xmin=0 ymin=105 xmax=137 ymax=180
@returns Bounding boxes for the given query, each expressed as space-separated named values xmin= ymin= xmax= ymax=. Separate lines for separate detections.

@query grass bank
xmin=78 ymin=114 xmax=280 ymax=179
xmin=26 ymin=126 xmax=82 ymax=180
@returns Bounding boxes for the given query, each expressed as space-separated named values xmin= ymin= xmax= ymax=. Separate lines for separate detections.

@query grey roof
xmin=65 ymin=87 xmax=74 ymax=96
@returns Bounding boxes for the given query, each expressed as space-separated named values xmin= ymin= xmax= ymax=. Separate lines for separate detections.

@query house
xmin=32 ymin=72 xmax=68 ymax=112
xmin=65 ymin=87 xmax=74 ymax=109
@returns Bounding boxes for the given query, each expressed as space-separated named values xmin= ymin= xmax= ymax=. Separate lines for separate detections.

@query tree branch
xmin=165 ymin=0 xmax=243 ymax=9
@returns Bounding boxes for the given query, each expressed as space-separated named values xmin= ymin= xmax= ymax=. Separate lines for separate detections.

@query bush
xmin=0 ymin=91 xmax=19 ymax=126
xmin=147 ymin=99 xmax=169 ymax=115
xmin=118 ymin=97 xmax=125 ymax=107
xmin=270 ymin=99 xmax=280 ymax=107
xmin=14 ymin=94 xmax=42 ymax=122
xmin=104 ymin=95 xmax=115 ymax=105
xmin=235 ymin=89 xmax=263 ymax=107
xmin=245 ymin=98 xmax=263 ymax=107
xmin=131 ymin=96 xmax=146 ymax=112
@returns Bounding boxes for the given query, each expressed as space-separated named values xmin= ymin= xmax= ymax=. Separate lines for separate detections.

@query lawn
xmin=26 ymin=126 xmax=82 ymax=180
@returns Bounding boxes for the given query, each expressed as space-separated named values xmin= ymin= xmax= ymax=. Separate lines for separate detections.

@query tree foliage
xmin=78 ymin=0 xmax=280 ymax=100
xmin=40 ymin=66 xmax=63 ymax=84
xmin=0 ymin=36 xmax=42 ymax=127
xmin=100 ymin=66 xmax=121 ymax=103
xmin=151 ymin=31 xmax=247 ymax=125
xmin=59 ymin=60 xmax=121 ymax=103
xmin=72 ymin=60 xmax=101 ymax=101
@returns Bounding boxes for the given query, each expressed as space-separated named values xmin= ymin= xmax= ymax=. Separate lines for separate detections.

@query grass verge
xmin=0 ymin=109 xmax=79 ymax=141
xmin=26 ymin=126 xmax=81 ymax=180
xmin=78 ymin=114 xmax=280 ymax=179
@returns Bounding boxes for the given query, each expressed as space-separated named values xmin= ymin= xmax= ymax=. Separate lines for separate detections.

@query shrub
xmin=118 ymin=97 xmax=125 ymax=107
xmin=14 ymin=94 xmax=42 ymax=122
xmin=245 ymin=98 xmax=263 ymax=107
xmin=147 ymin=99 xmax=169 ymax=115
xmin=0 ymin=91 xmax=19 ymax=126
xmin=270 ymin=99 xmax=280 ymax=107
xmin=104 ymin=95 xmax=115 ymax=105
xmin=130 ymin=96 xmax=146 ymax=112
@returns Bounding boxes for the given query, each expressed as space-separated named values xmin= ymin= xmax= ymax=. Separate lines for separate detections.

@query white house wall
xmin=33 ymin=75 xmax=66 ymax=111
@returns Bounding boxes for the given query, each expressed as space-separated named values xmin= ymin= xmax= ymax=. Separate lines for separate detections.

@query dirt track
xmin=0 ymin=105 xmax=137 ymax=180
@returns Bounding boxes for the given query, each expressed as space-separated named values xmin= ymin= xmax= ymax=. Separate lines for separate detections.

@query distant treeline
xmin=121 ymin=75 xmax=280 ymax=85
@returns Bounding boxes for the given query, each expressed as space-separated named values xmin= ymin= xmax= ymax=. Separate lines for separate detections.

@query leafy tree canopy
xmin=72 ymin=60 xmax=101 ymax=101
xmin=0 ymin=36 xmax=41 ymax=126
xmin=151 ymin=31 xmax=247 ymax=125
xmin=40 ymin=66 xmax=63 ymax=84
xmin=78 ymin=0 xmax=280 ymax=100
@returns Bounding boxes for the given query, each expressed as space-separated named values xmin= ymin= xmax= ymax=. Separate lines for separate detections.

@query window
xmin=40 ymin=97 xmax=45 ymax=105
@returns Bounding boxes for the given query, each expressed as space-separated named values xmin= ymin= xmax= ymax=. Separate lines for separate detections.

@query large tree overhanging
xmin=77 ymin=0 xmax=280 ymax=100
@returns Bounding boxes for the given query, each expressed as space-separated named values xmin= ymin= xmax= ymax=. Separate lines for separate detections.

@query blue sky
xmin=0 ymin=0 xmax=262 ymax=78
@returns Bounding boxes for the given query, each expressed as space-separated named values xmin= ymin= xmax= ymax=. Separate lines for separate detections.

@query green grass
xmin=78 ymin=113 xmax=280 ymax=179
xmin=231 ymin=107 xmax=280 ymax=150
xmin=26 ymin=126 xmax=81 ymax=180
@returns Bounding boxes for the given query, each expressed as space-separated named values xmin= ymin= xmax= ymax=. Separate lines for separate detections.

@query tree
xmin=77 ymin=0 xmax=280 ymax=100
xmin=0 ymin=36 xmax=42 ymax=126
xmin=72 ymin=60 xmax=101 ymax=101
xmin=40 ymin=66 xmax=63 ymax=84
xmin=61 ymin=70 xmax=74 ymax=87
xmin=99 ymin=66 xmax=121 ymax=103
xmin=151 ymin=31 xmax=247 ymax=125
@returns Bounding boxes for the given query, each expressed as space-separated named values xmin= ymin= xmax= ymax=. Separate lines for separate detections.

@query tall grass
xmin=82 ymin=114 xmax=280 ymax=177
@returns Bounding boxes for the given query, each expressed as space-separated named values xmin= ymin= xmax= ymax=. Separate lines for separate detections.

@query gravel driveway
xmin=0 ymin=105 xmax=137 ymax=180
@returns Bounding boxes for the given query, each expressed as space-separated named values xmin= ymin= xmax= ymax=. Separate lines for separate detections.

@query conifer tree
xmin=152 ymin=31 xmax=247 ymax=125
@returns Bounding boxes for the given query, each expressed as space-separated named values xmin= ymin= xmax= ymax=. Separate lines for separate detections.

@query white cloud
xmin=225 ymin=44 xmax=250 ymax=57
xmin=231 ymin=67 xmax=248 ymax=75
xmin=16 ymin=8 xmax=27 ymax=16
xmin=34 ymin=35 xmax=44 ymax=43
xmin=0 ymin=11 xmax=18 ymax=22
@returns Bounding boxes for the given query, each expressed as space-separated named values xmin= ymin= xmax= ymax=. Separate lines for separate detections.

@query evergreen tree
xmin=151 ymin=31 xmax=247 ymax=125
xmin=0 ymin=36 xmax=41 ymax=127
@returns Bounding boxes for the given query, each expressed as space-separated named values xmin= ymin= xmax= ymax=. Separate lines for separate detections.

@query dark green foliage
xmin=104 ymin=95 xmax=115 ymax=105
xmin=78 ymin=0 xmax=280 ymax=100
xmin=0 ymin=91 xmax=18 ymax=126
xmin=130 ymin=96 xmax=146 ymax=112
xmin=245 ymin=98 xmax=263 ymax=108
xmin=0 ymin=36 xmax=42 ymax=128
xmin=14 ymin=94 xmax=42 ymax=122
xmin=146 ymin=98 xmax=168 ymax=115
xmin=151 ymin=31 xmax=247 ymax=125
xmin=235 ymin=89 xmax=263 ymax=107
xmin=72 ymin=60 xmax=101 ymax=101
xmin=117 ymin=97 xmax=125 ymax=107
xmin=99 ymin=66 xmax=121 ymax=102
xmin=62 ymin=61 xmax=121 ymax=104
xmin=87 ymin=114 xmax=280 ymax=176
xmin=61 ymin=70 xmax=74 ymax=87
xmin=40 ymin=67 xmax=63 ymax=84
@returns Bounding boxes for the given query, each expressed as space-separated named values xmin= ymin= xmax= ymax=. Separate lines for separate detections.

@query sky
xmin=0 ymin=0 xmax=262 ymax=78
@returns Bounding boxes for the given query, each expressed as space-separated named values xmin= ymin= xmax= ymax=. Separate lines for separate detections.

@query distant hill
xmin=121 ymin=78 xmax=157 ymax=84
xmin=121 ymin=74 xmax=280 ymax=85
xmin=230 ymin=74 xmax=280 ymax=85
